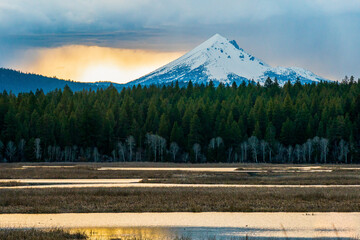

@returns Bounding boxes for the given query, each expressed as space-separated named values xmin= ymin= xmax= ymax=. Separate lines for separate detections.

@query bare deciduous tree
xmin=209 ymin=137 xmax=223 ymax=149
xmin=209 ymin=138 xmax=215 ymax=149
xmin=339 ymin=139 xmax=346 ymax=163
xmin=6 ymin=141 xmax=16 ymax=162
xmin=227 ymin=147 xmax=233 ymax=163
xmin=302 ymin=143 xmax=307 ymax=163
xmin=64 ymin=146 xmax=72 ymax=162
xmin=287 ymin=145 xmax=293 ymax=163
xmin=268 ymin=145 xmax=272 ymax=163
xmin=146 ymin=134 xmax=166 ymax=162
xmin=240 ymin=142 xmax=245 ymax=162
xmin=34 ymin=138 xmax=41 ymax=160
xmin=118 ymin=141 xmax=126 ymax=162
xmin=306 ymin=139 xmax=313 ymax=163
xmin=126 ymin=135 xmax=136 ymax=161
xmin=240 ymin=142 xmax=248 ymax=162
xmin=72 ymin=145 xmax=78 ymax=162
xmin=277 ymin=144 xmax=286 ymax=163
xmin=170 ymin=142 xmax=180 ymax=162
xmin=111 ymin=150 xmax=116 ymax=162
xmin=182 ymin=152 xmax=189 ymax=163
xmin=338 ymin=139 xmax=349 ymax=163
xmin=215 ymin=137 xmax=223 ymax=147
xmin=93 ymin=147 xmax=100 ymax=162
xmin=295 ymin=144 xmax=302 ymax=163
xmin=146 ymin=133 xmax=157 ymax=162
xmin=56 ymin=146 xmax=63 ymax=161
xmin=320 ymin=138 xmax=329 ymax=163
xmin=193 ymin=143 xmax=201 ymax=162
xmin=312 ymin=136 xmax=320 ymax=163
xmin=248 ymin=136 xmax=259 ymax=163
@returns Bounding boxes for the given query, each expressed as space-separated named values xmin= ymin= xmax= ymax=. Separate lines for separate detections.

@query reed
xmin=1 ymin=187 xmax=360 ymax=213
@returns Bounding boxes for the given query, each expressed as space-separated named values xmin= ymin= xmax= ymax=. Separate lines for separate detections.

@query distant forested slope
xmin=0 ymin=78 xmax=359 ymax=163
xmin=0 ymin=68 xmax=123 ymax=94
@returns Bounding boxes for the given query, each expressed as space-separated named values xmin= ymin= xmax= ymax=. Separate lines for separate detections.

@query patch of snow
xmin=128 ymin=34 xmax=328 ymax=86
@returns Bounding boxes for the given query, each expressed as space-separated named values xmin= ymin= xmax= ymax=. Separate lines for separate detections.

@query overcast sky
xmin=0 ymin=0 xmax=359 ymax=82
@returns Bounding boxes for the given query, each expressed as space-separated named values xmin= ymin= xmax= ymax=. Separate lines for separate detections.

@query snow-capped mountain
xmin=128 ymin=34 xmax=328 ymax=86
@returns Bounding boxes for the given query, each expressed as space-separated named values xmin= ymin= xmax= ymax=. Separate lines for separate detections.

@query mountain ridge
xmin=127 ymin=34 xmax=328 ymax=86
xmin=0 ymin=34 xmax=330 ymax=93
xmin=0 ymin=68 xmax=124 ymax=94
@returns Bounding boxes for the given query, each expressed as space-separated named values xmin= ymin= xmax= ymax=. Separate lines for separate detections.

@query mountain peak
xmin=206 ymin=33 xmax=228 ymax=43
xmin=128 ymin=34 xmax=328 ymax=86
xmin=189 ymin=34 xmax=231 ymax=54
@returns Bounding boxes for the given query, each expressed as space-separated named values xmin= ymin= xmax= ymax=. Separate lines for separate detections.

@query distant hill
xmin=0 ymin=68 xmax=124 ymax=94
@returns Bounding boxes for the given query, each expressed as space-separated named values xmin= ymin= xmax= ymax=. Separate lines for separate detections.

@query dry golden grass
xmin=1 ymin=163 xmax=359 ymax=214
xmin=0 ymin=164 xmax=173 ymax=179
xmin=1 ymin=187 xmax=360 ymax=213
xmin=0 ymin=181 xmax=27 ymax=187
xmin=141 ymin=171 xmax=360 ymax=185
xmin=1 ymin=163 xmax=360 ymax=185
xmin=0 ymin=229 xmax=86 ymax=240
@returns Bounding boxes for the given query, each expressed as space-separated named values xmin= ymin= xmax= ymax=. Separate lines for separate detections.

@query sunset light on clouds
xmin=1 ymin=0 xmax=360 ymax=82
xmin=10 ymin=46 xmax=184 ymax=83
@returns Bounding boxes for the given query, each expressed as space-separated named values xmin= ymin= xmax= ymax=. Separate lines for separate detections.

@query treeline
xmin=0 ymin=77 xmax=359 ymax=163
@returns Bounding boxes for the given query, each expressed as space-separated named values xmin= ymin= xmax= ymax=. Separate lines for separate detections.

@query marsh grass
xmin=0 ymin=181 xmax=27 ymax=187
xmin=1 ymin=187 xmax=360 ymax=213
xmin=0 ymin=229 xmax=86 ymax=240
xmin=1 ymin=163 xmax=360 ymax=185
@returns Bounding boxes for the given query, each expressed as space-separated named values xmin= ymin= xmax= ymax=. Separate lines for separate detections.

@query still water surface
xmin=1 ymin=212 xmax=359 ymax=239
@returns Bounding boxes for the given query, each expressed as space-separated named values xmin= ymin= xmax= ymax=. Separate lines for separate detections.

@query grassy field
xmin=140 ymin=171 xmax=360 ymax=185
xmin=1 ymin=163 xmax=360 ymax=185
xmin=1 ymin=187 xmax=360 ymax=213
xmin=0 ymin=229 xmax=86 ymax=240
xmin=0 ymin=181 xmax=28 ymax=187
xmin=1 ymin=163 xmax=359 ymax=213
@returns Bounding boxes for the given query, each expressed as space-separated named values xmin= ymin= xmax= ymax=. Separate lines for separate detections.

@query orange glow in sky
xmin=12 ymin=45 xmax=184 ymax=83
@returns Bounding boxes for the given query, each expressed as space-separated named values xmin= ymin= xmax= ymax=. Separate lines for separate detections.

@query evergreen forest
xmin=0 ymin=77 xmax=359 ymax=163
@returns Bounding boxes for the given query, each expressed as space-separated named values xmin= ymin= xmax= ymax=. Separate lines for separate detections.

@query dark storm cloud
xmin=0 ymin=0 xmax=360 ymax=80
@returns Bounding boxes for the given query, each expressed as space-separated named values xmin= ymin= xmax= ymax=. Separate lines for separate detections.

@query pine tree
xmin=170 ymin=122 xmax=184 ymax=147
xmin=280 ymin=118 xmax=295 ymax=146
xmin=3 ymin=107 xmax=18 ymax=142
xmin=159 ymin=113 xmax=170 ymax=140
xmin=264 ymin=77 xmax=273 ymax=88
xmin=188 ymin=114 xmax=202 ymax=148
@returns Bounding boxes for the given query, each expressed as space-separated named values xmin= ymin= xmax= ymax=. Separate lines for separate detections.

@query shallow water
xmin=97 ymin=167 xmax=239 ymax=172
xmin=0 ymin=179 xmax=142 ymax=184
xmin=97 ymin=166 xmax=337 ymax=173
xmin=21 ymin=165 xmax=76 ymax=168
xmin=271 ymin=170 xmax=333 ymax=173
xmin=1 ymin=213 xmax=359 ymax=239
xmin=69 ymin=227 xmax=358 ymax=240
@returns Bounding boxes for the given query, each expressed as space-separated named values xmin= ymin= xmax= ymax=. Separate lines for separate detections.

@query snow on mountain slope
xmin=128 ymin=34 xmax=328 ymax=86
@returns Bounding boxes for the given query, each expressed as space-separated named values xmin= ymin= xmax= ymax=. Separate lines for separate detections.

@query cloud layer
xmin=0 ymin=0 xmax=359 ymax=81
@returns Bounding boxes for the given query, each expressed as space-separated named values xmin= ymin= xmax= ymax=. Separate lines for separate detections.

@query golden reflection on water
xmin=2 ymin=213 xmax=360 ymax=238
xmin=69 ymin=227 xmax=176 ymax=240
